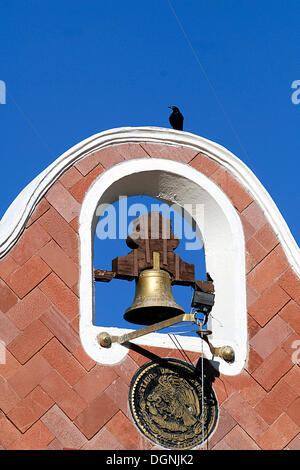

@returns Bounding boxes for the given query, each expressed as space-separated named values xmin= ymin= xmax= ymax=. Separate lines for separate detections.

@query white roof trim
xmin=0 ymin=126 xmax=299 ymax=276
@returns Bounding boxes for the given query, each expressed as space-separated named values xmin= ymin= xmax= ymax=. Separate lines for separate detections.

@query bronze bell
xmin=124 ymin=252 xmax=184 ymax=326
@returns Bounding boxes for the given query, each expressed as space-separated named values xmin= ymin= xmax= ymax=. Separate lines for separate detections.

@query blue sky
xmin=0 ymin=1 xmax=299 ymax=330
xmin=94 ymin=195 xmax=206 ymax=331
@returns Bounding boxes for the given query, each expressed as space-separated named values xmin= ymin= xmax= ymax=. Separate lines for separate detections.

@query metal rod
xmin=167 ymin=322 xmax=195 ymax=328
xmin=200 ymin=334 xmax=235 ymax=363
xmin=112 ymin=313 xmax=195 ymax=344
xmin=167 ymin=330 xmax=198 ymax=334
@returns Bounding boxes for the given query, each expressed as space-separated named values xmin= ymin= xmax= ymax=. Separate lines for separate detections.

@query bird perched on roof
xmin=168 ymin=106 xmax=184 ymax=130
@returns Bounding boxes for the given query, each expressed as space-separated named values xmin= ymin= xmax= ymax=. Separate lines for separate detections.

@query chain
xmin=201 ymin=331 xmax=205 ymax=450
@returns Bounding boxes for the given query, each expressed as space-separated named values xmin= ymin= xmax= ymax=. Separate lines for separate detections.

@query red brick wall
xmin=0 ymin=142 xmax=299 ymax=450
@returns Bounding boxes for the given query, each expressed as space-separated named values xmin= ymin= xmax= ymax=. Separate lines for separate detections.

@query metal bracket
xmin=97 ymin=312 xmax=234 ymax=363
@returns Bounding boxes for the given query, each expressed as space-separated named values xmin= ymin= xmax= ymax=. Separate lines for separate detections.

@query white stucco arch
xmin=1 ymin=127 xmax=299 ymax=275
xmin=0 ymin=127 xmax=299 ymax=375
xmin=79 ymin=158 xmax=247 ymax=375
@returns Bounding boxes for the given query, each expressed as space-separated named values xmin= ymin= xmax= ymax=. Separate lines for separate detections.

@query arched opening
xmin=93 ymin=194 xmax=206 ymax=335
xmin=79 ymin=158 xmax=247 ymax=375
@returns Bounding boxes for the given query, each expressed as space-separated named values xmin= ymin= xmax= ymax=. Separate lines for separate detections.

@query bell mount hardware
xmin=95 ymin=212 xmax=234 ymax=363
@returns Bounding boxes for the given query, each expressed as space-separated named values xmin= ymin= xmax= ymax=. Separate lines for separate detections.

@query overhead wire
xmin=6 ymin=90 xmax=55 ymax=159
xmin=167 ymin=332 xmax=194 ymax=366
xmin=167 ymin=1 xmax=253 ymax=449
xmin=167 ymin=0 xmax=250 ymax=163
xmin=201 ymin=330 xmax=205 ymax=450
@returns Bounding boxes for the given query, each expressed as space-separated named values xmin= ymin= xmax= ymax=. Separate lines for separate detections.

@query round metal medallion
xmin=129 ymin=358 xmax=218 ymax=449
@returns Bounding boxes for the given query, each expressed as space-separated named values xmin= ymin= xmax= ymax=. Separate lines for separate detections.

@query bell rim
xmin=124 ymin=305 xmax=185 ymax=326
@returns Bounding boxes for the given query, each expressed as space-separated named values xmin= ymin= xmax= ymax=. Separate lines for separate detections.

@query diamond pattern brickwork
xmin=0 ymin=142 xmax=299 ymax=450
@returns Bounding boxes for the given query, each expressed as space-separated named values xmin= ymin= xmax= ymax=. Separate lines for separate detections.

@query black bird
xmin=168 ymin=106 xmax=184 ymax=130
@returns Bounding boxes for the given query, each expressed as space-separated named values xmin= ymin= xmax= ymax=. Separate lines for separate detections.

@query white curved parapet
xmin=0 ymin=127 xmax=299 ymax=277
xmin=0 ymin=127 xmax=299 ymax=376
